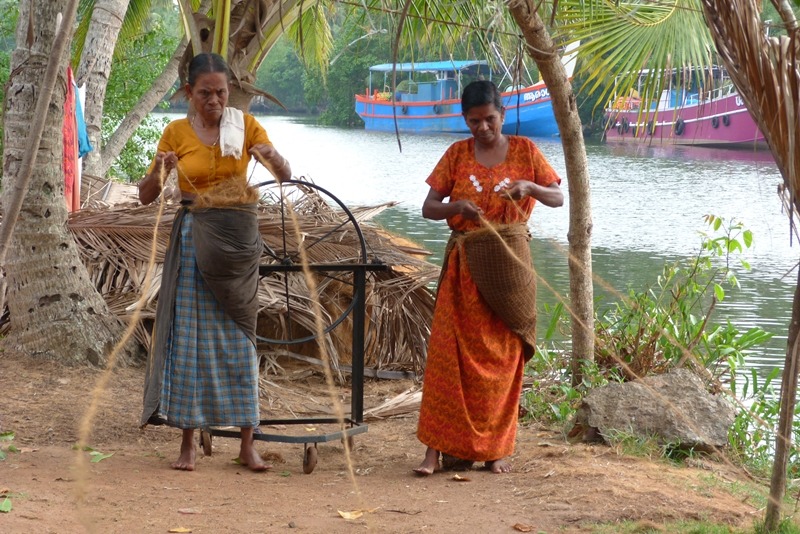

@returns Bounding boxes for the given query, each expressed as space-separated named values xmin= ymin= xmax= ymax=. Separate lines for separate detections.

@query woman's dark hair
xmin=461 ymin=80 xmax=503 ymax=115
xmin=187 ymin=53 xmax=231 ymax=87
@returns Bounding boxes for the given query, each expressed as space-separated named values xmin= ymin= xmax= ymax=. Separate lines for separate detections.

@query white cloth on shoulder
xmin=219 ymin=107 xmax=245 ymax=159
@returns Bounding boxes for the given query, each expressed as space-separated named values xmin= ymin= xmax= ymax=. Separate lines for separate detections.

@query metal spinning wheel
xmin=199 ymin=179 xmax=386 ymax=473
xmin=254 ymin=179 xmax=370 ymax=346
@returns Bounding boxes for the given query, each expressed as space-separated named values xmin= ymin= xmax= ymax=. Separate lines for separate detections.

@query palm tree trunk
xmin=507 ymin=1 xmax=595 ymax=381
xmin=2 ymin=0 xmax=142 ymax=365
xmin=75 ymin=0 xmax=131 ymax=180
xmin=699 ymin=1 xmax=800 ymax=529
xmin=767 ymin=274 xmax=800 ymax=530
xmin=698 ymin=1 xmax=800 ymax=529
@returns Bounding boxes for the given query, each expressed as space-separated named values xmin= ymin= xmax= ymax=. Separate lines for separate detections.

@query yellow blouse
xmin=149 ymin=113 xmax=271 ymax=194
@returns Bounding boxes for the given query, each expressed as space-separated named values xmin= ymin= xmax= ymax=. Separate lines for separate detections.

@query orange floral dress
xmin=417 ymin=135 xmax=561 ymax=462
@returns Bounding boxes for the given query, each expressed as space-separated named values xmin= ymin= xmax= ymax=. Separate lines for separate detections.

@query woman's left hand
xmin=499 ymin=180 xmax=532 ymax=200
xmin=250 ymin=143 xmax=292 ymax=182
xmin=499 ymin=180 xmax=564 ymax=207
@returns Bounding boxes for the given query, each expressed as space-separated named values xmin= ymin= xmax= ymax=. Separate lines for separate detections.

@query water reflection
xmin=245 ymin=115 xmax=797 ymax=376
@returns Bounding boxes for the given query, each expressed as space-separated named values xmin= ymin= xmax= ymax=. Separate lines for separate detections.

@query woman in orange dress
xmin=415 ymin=80 xmax=563 ymax=475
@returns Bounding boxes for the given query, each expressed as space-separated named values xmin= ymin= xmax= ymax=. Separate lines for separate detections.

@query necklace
xmin=192 ymin=115 xmax=220 ymax=146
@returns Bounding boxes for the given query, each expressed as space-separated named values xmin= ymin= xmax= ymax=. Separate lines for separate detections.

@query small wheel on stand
xmin=303 ymin=443 xmax=318 ymax=474
xmin=253 ymin=179 xmax=369 ymax=347
xmin=200 ymin=430 xmax=213 ymax=456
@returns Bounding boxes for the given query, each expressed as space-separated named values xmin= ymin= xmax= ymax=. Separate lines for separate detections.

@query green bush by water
xmin=523 ymin=216 xmax=788 ymax=475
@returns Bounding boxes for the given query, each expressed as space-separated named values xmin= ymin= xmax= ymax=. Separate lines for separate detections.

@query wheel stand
xmin=200 ymin=180 xmax=388 ymax=473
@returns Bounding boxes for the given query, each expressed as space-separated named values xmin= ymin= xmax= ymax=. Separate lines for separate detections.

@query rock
xmin=571 ymin=368 xmax=736 ymax=451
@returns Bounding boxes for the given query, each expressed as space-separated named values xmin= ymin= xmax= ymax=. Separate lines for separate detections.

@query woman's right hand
xmin=453 ymin=199 xmax=483 ymax=220
xmin=153 ymin=151 xmax=178 ymax=175
xmin=422 ymin=187 xmax=483 ymax=221
xmin=139 ymin=151 xmax=177 ymax=205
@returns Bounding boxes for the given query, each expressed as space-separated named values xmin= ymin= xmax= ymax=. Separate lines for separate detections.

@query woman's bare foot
xmin=413 ymin=447 xmax=440 ymax=476
xmin=236 ymin=427 xmax=271 ymax=472
xmin=485 ymin=458 xmax=512 ymax=473
xmin=171 ymin=429 xmax=196 ymax=471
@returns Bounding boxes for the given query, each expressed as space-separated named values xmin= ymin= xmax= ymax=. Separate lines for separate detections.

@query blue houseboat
xmin=354 ymin=59 xmax=564 ymax=137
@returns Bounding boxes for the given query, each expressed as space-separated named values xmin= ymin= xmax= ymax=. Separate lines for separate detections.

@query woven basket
xmin=463 ymin=223 xmax=537 ymax=359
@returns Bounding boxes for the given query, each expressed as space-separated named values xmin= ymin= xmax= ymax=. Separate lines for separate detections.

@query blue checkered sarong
xmin=160 ymin=213 xmax=259 ymax=429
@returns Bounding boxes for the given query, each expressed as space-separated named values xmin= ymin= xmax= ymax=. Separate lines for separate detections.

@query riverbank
xmin=0 ymin=349 xmax=772 ymax=533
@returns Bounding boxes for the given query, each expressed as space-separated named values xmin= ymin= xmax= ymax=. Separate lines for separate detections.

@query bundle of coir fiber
xmin=462 ymin=222 xmax=537 ymax=361
xmin=192 ymin=178 xmax=260 ymax=208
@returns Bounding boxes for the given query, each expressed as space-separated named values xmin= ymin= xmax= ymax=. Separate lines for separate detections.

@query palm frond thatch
xmin=57 ymin=185 xmax=437 ymax=381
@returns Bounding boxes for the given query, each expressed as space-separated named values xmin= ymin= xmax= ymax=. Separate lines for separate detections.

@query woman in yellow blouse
xmin=139 ymin=53 xmax=291 ymax=472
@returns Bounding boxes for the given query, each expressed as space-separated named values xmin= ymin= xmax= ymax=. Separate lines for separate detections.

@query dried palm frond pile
xmin=64 ymin=184 xmax=438 ymax=379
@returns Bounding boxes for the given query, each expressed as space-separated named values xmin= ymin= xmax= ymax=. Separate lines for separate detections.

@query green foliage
xmin=572 ymin=60 xmax=607 ymax=138
xmin=594 ymin=215 xmax=769 ymax=384
xmin=72 ymin=443 xmax=113 ymax=462
xmin=726 ymin=366 xmax=793 ymax=477
xmin=101 ymin=10 xmax=178 ymax=182
xmin=319 ymin=49 xmax=384 ymax=127
xmin=602 ymin=429 xmax=665 ymax=460
xmin=522 ymin=217 xmax=777 ymax=475
xmin=591 ymin=520 xmax=758 ymax=533
xmin=555 ymin=0 xmax=717 ymax=122
xmin=314 ymin=16 xmax=391 ymax=127
xmin=754 ymin=519 xmax=800 ymax=534
xmin=522 ymin=302 xmax=607 ymax=427
xmin=256 ymin=38 xmax=312 ymax=113
xmin=0 ymin=0 xmax=20 ymax=161
xmin=0 ymin=430 xmax=16 ymax=461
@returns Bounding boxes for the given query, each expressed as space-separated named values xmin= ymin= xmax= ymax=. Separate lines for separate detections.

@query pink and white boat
xmin=603 ymin=68 xmax=765 ymax=148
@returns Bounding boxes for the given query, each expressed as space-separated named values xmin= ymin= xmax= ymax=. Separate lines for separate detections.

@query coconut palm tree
xmin=1 ymin=0 xmax=142 ymax=364
xmin=553 ymin=0 xmax=719 ymax=118
xmin=696 ymin=1 xmax=800 ymax=529
xmin=173 ymin=0 xmax=333 ymax=110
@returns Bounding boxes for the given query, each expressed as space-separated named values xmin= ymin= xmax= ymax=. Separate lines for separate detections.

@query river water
xmin=201 ymin=114 xmax=797 ymax=376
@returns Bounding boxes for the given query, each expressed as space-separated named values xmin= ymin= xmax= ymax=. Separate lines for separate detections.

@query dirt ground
xmin=0 ymin=350 xmax=769 ymax=534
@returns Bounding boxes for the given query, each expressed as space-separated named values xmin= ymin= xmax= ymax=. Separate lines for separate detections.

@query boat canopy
xmin=368 ymin=60 xmax=491 ymax=77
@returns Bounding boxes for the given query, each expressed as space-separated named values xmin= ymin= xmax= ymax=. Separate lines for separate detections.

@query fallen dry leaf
xmin=452 ymin=474 xmax=471 ymax=482
xmin=168 ymin=528 xmax=193 ymax=533
xmin=337 ymin=507 xmax=379 ymax=520
xmin=338 ymin=510 xmax=363 ymax=520
xmin=513 ymin=523 xmax=534 ymax=532
xmin=177 ymin=508 xmax=201 ymax=515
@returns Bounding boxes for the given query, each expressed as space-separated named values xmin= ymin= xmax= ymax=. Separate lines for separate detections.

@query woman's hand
xmin=452 ymin=199 xmax=483 ymax=220
xmin=499 ymin=180 xmax=563 ymax=207
xmin=499 ymin=180 xmax=531 ymax=200
xmin=422 ymin=188 xmax=483 ymax=221
xmin=138 ymin=151 xmax=177 ymax=205
xmin=154 ymin=151 xmax=178 ymax=175
xmin=250 ymin=143 xmax=291 ymax=182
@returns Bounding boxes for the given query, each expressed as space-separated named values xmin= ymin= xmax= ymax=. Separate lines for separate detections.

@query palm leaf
xmin=72 ymin=0 xmax=172 ymax=67
xmin=287 ymin=2 xmax=334 ymax=76
xmin=553 ymin=0 xmax=717 ymax=118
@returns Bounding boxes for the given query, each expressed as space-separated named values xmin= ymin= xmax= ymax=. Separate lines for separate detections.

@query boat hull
xmin=604 ymin=92 xmax=765 ymax=147
xmin=355 ymin=83 xmax=560 ymax=138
